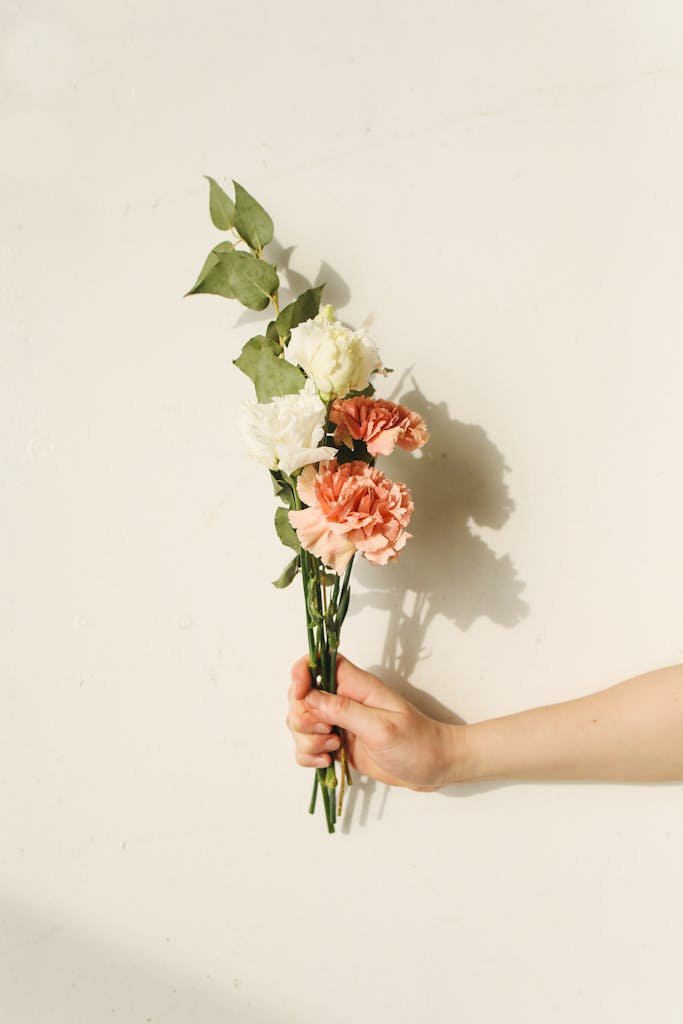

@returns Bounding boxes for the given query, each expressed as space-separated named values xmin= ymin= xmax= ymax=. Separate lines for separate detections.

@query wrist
xmin=435 ymin=722 xmax=478 ymax=788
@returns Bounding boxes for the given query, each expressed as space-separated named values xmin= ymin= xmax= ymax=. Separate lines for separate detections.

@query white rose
xmin=239 ymin=379 xmax=338 ymax=476
xmin=287 ymin=305 xmax=383 ymax=401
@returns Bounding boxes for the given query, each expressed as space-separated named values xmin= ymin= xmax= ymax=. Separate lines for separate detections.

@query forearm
xmin=449 ymin=663 xmax=683 ymax=785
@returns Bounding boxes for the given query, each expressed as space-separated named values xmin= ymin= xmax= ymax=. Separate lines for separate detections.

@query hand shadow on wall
xmin=339 ymin=375 xmax=530 ymax=828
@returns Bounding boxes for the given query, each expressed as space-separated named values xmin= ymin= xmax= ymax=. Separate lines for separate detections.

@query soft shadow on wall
xmin=233 ymin=237 xmax=352 ymax=331
xmin=0 ymin=891 xmax=284 ymax=1024
xmin=352 ymin=372 xmax=529 ymax=680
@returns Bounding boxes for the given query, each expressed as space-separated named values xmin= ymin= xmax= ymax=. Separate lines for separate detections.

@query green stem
xmin=292 ymin=484 xmax=318 ymax=675
xmin=290 ymin=478 xmax=341 ymax=834
xmin=314 ymin=560 xmax=326 ymax=684
xmin=302 ymin=551 xmax=318 ymax=674
xmin=335 ymin=555 xmax=355 ymax=632
xmin=329 ymin=649 xmax=338 ymax=695
xmin=318 ymin=769 xmax=335 ymax=833
xmin=339 ymin=555 xmax=354 ymax=606
xmin=308 ymin=771 xmax=318 ymax=814
xmin=331 ymin=571 xmax=341 ymax=613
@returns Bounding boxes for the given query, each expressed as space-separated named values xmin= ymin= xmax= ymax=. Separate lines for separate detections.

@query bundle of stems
xmin=288 ymin=479 xmax=354 ymax=833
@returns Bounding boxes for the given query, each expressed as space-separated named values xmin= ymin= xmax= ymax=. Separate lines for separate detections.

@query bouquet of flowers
xmin=187 ymin=178 xmax=429 ymax=832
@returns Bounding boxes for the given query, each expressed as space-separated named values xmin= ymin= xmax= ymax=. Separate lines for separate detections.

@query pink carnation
xmin=288 ymin=460 xmax=414 ymax=574
xmin=329 ymin=397 xmax=429 ymax=457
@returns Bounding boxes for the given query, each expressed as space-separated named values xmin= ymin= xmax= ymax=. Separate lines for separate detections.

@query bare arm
xmin=457 ymin=662 xmax=683 ymax=784
xmin=287 ymin=657 xmax=683 ymax=790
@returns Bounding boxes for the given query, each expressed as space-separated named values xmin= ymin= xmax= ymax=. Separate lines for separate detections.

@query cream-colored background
xmin=2 ymin=2 xmax=683 ymax=1021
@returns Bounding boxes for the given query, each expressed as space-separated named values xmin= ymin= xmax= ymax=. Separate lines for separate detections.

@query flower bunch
xmin=187 ymin=177 xmax=429 ymax=832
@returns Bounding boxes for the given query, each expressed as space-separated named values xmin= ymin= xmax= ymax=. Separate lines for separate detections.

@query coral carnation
xmin=329 ymin=397 xmax=429 ymax=457
xmin=288 ymin=460 xmax=414 ymax=574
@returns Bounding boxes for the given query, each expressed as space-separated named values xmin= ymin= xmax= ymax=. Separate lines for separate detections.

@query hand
xmin=286 ymin=653 xmax=464 ymax=791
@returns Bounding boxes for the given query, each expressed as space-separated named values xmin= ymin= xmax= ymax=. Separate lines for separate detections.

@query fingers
xmin=287 ymin=655 xmax=354 ymax=771
xmin=295 ymin=731 xmax=342 ymax=758
xmin=289 ymin=655 xmax=313 ymax=701
xmin=288 ymin=653 xmax=402 ymax=771
xmin=286 ymin=701 xmax=331 ymax=735
xmin=287 ymin=655 xmax=331 ymax=736
xmin=304 ymin=687 xmax=392 ymax=746
xmin=295 ymin=750 xmax=334 ymax=768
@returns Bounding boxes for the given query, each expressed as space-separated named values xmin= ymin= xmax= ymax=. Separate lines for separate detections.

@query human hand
xmin=286 ymin=653 xmax=464 ymax=791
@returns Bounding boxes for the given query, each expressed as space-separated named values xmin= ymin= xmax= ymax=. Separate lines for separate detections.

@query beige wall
xmin=2 ymin=2 xmax=683 ymax=1021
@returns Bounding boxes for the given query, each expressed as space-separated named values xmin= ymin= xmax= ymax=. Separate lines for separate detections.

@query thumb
xmin=335 ymin=655 xmax=404 ymax=713
xmin=304 ymin=686 xmax=389 ymax=745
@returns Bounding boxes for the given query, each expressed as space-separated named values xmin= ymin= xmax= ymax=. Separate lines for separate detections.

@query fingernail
xmin=305 ymin=690 xmax=322 ymax=708
xmin=312 ymin=723 xmax=331 ymax=734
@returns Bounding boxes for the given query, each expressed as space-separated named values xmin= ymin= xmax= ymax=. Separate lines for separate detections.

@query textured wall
xmin=2 ymin=2 xmax=683 ymax=1021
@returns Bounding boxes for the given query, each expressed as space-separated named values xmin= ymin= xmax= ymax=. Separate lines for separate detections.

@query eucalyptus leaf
xmin=233 ymin=333 xmax=279 ymax=377
xmin=204 ymin=176 xmax=235 ymax=230
xmin=275 ymin=284 xmax=325 ymax=344
xmin=222 ymin=250 xmax=279 ymax=311
xmin=275 ymin=506 xmax=301 ymax=553
xmin=233 ymin=181 xmax=274 ymax=252
xmin=266 ymin=320 xmax=280 ymax=345
xmin=186 ymin=251 xmax=220 ymax=295
xmin=272 ymin=554 xmax=300 ymax=589
xmin=213 ymin=241 xmax=236 ymax=254
xmin=233 ymin=335 xmax=306 ymax=402
xmin=185 ymin=241 xmax=235 ymax=296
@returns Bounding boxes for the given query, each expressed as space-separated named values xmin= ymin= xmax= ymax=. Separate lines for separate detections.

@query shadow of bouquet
xmin=352 ymin=376 xmax=529 ymax=682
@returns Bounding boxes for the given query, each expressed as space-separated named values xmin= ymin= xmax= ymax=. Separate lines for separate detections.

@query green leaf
xmin=270 ymin=470 xmax=287 ymax=497
xmin=335 ymin=438 xmax=373 ymax=466
xmin=186 ymin=246 xmax=277 ymax=308
xmin=337 ymin=587 xmax=351 ymax=624
xmin=275 ymin=506 xmax=301 ymax=553
xmin=233 ymin=180 xmax=274 ymax=252
xmin=347 ymin=381 xmax=376 ymax=399
xmin=185 ymin=241 xmax=235 ymax=296
xmin=233 ymin=333 xmax=278 ymax=376
xmin=306 ymin=575 xmax=323 ymax=622
xmin=187 ymin=251 xmax=220 ymax=295
xmin=233 ymin=335 xmax=306 ymax=402
xmin=275 ymin=284 xmax=325 ymax=344
xmin=272 ymin=554 xmax=300 ymax=589
xmin=222 ymin=249 xmax=279 ymax=311
xmin=204 ymin=176 xmax=235 ymax=230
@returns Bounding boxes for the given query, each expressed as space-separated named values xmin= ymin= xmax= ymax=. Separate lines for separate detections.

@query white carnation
xmin=239 ymin=379 xmax=338 ymax=476
xmin=287 ymin=305 xmax=383 ymax=401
